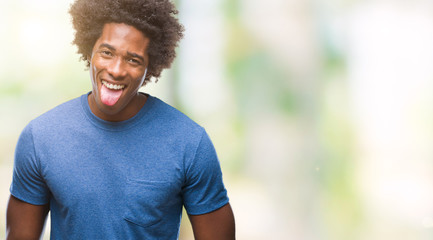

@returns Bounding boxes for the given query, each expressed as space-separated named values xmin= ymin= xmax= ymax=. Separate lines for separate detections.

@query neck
xmin=88 ymin=92 xmax=147 ymax=122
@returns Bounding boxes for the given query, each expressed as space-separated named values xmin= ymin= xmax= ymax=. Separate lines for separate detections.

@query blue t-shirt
xmin=10 ymin=93 xmax=229 ymax=239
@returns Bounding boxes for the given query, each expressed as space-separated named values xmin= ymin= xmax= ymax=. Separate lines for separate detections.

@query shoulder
xmin=26 ymin=95 xmax=84 ymax=136
xmin=149 ymin=96 xmax=204 ymax=135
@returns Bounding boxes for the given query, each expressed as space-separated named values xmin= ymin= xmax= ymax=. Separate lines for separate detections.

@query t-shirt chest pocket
xmin=123 ymin=178 xmax=176 ymax=228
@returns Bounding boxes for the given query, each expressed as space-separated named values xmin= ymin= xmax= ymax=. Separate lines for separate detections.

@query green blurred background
xmin=1 ymin=0 xmax=433 ymax=239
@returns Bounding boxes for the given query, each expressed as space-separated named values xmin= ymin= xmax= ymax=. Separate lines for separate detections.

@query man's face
xmin=88 ymin=22 xmax=150 ymax=121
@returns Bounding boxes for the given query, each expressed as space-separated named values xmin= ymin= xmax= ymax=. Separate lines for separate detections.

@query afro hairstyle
xmin=69 ymin=0 xmax=184 ymax=83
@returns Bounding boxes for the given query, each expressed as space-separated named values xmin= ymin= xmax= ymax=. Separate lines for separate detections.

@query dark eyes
xmin=99 ymin=50 xmax=142 ymax=65
xmin=128 ymin=58 xmax=141 ymax=65
xmin=101 ymin=50 xmax=113 ymax=56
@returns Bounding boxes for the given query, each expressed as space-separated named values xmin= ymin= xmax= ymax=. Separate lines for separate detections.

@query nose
xmin=106 ymin=57 xmax=127 ymax=80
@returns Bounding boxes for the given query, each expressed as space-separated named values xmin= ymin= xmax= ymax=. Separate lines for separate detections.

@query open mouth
xmin=102 ymin=80 xmax=125 ymax=90
xmin=100 ymin=80 xmax=125 ymax=106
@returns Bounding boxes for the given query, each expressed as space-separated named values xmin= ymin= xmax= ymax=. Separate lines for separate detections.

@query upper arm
xmin=6 ymin=195 xmax=49 ymax=240
xmin=11 ymin=124 xmax=50 ymax=205
xmin=183 ymin=130 xmax=229 ymax=214
xmin=184 ymin=130 xmax=234 ymax=239
xmin=188 ymin=203 xmax=235 ymax=240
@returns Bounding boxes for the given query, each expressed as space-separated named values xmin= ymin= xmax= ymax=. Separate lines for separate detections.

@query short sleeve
xmin=182 ymin=129 xmax=229 ymax=215
xmin=10 ymin=123 xmax=50 ymax=205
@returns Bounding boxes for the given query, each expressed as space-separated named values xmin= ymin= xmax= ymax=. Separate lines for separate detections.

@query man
xmin=6 ymin=0 xmax=235 ymax=239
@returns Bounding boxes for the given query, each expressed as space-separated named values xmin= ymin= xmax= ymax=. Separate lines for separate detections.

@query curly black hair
xmin=69 ymin=0 xmax=184 ymax=82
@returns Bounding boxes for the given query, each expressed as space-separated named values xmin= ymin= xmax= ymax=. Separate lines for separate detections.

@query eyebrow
xmin=99 ymin=43 xmax=145 ymax=63
xmin=99 ymin=43 xmax=116 ymax=51
xmin=127 ymin=51 xmax=145 ymax=63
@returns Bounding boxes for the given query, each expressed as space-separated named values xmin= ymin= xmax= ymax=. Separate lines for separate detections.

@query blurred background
xmin=1 ymin=0 xmax=433 ymax=239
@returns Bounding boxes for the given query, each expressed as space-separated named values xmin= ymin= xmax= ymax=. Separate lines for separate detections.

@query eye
xmin=100 ymin=50 xmax=113 ymax=56
xmin=128 ymin=58 xmax=141 ymax=65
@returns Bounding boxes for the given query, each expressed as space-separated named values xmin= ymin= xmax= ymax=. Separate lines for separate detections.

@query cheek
xmin=89 ymin=60 xmax=102 ymax=94
xmin=89 ymin=64 xmax=99 ymax=84
xmin=133 ymin=70 xmax=147 ymax=87
xmin=89 ymin=55 xmax=98 ymax=81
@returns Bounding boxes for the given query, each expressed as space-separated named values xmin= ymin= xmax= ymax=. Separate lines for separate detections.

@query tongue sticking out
xmin=100 ymin=84 xmax=123 ymax=106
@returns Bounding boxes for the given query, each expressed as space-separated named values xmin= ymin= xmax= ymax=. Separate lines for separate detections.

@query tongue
xmin=100 ymin=84 xmax=123 ymax=106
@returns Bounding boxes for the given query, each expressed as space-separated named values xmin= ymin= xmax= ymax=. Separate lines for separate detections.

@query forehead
xmin=94 ymin=23 xmax=150 ymax=54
